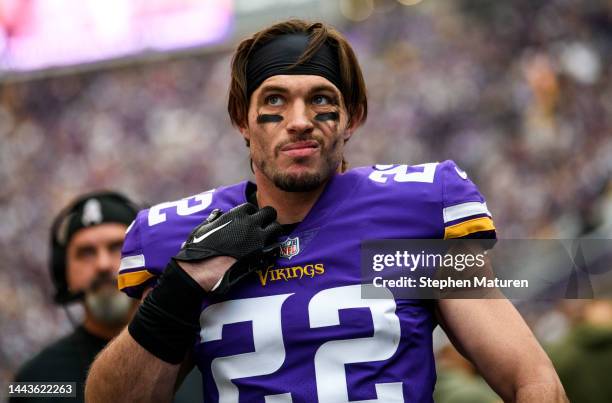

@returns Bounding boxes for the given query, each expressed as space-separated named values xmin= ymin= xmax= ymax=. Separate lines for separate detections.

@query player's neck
xmin=254 ymin=172 xmax=328 ymax=225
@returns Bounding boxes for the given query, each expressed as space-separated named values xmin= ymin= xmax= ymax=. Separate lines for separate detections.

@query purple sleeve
xmin=118 ymin=209 xmax=157 ymax=299
xmin=439 ymin=160 xmax=496 ymax=239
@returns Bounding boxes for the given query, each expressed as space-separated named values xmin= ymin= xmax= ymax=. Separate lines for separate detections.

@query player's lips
xmin=280 ymin=141 xmax=319 ymax=157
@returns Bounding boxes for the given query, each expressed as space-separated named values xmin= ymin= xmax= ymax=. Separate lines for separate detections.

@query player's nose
xmin=285 ymin=100 xmax=314 ymax=135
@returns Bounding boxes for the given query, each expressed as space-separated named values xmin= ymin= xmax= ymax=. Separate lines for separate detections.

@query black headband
xmin=246 ymin=33 xmax=342 ymax=99
xmin=51 ymin=191 xmax=139 ymax=304
xmin=56 ymin=194 xmax=137 ymax=247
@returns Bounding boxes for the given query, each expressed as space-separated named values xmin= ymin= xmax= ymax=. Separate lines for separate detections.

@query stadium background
xmin=1 ymin=0 xmax=611 ymax=401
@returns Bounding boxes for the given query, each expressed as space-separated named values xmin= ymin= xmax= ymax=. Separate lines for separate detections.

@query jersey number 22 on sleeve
xmin=368 ymin=163 xmax=437 ymax=184
xmin=148 ymin=190 xmax=215 ymax=226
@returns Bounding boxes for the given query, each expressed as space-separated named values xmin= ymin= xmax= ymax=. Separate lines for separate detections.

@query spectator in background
xmin=11 ymin=192 xmax=139 ymax=402
xmin=11 ymin=191 xmax=201 ymax=402
xmin=547 ymin=300 xmax=612 ymax=403
xmin=434 ymin=344 xmax=501 ymax=403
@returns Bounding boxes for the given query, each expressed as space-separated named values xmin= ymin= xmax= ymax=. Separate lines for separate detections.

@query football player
xmin=86 ymin=20 xmax=566 ymax=402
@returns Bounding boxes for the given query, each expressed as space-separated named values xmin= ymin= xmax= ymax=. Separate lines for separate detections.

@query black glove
xmin=128 ymin=203 xmax=282 ymax=364
xmin=174 ymin=203 xmax=282 ymax=296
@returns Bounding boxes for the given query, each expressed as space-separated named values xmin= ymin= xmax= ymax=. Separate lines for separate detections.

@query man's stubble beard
xmin=256 ymin=137 xmax=341 ymax=193
xmin=84 ymin=273 xmax=135 ymax=327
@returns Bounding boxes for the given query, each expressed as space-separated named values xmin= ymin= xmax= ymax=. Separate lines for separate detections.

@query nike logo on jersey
xmin=454 ymin=166 xmax=468 ymax=180
xmin=192 ymin=220 xmax=233 ymax=243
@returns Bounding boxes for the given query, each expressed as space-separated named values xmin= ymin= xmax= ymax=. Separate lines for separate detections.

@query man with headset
xmin=11 ymin=191 xmax=140 ymax=402
xmin=12 ymin=191 xmax=201 ymax=402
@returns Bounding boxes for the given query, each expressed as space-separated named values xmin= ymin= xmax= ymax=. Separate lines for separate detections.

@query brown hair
xmin=228 ymin=19 xmax=368 ymax=130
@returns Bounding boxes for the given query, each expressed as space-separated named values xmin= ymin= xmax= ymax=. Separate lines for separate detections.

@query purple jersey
xmin=119 ymin=160 xmax=495 ymax=403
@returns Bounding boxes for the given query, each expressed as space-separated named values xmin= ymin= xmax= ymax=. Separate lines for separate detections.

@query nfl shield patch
xmin=280 ymin=237 xmax=300 ymax=259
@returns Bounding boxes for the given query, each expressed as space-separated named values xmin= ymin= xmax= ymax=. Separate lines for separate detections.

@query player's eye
xmin=312 ymin=95 xmax=332 ymax=105
xmin=265 ymin=95 xmax=285 ymax=106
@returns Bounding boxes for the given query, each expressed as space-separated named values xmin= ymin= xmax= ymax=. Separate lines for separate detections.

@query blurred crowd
xmin=1 ymin=0 xmax=611 ymax=399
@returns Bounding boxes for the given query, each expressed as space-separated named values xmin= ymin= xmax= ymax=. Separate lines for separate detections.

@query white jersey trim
xmin=443 ymin=202 xmax=491 ymax=224
xmin=119 ymin=254 xmax=146 ymax=272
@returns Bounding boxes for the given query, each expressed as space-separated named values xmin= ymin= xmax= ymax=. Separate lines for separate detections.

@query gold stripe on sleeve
xmin=444 ymin=217 xmax=496 ymax=239
xmin=118 ymin=270 xmax=155 ymax=290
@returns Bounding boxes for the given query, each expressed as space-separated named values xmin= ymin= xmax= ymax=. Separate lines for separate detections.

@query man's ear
xmin=239 ymin=125 xmax=251 ymax=147
xmin=344 ymin=106 xmax=365 ymax=142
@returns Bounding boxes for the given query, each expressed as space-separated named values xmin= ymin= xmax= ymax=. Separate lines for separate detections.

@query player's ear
xmin=239 ymin=125 xmax=251 ymax=147
xmin=344 ymin=106 xmax=365 ymax=142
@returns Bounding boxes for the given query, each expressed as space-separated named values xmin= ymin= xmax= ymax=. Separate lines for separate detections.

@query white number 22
xmin=200 ymin=285 xmax=403 ymax=403
xmin=148 ymin=190 xmax=214 ymax=226
xmin=368 ymin=163 xmax=437 ymax=184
